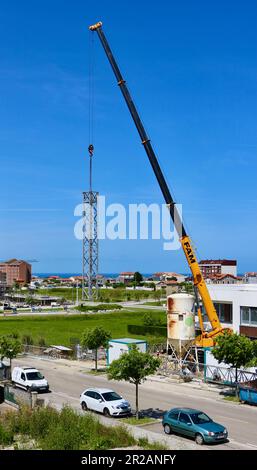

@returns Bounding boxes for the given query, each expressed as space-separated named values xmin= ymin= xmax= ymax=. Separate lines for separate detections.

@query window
xmin=190 ymin=412 xmax=212 ymax=424
xmin=241 ymin=307 xmax=250 ymax=324
xmin=26 ymin=372 xmax=43 ymax=381
xmin=251 ymin=308 xmax=257 ymax=325
xmin=102 ymin=392 xmax=121 ymax=402
xmin=213 ymin=303 xmax=232 ymax=323
xmin=21 ymin=373 xmax=25 ymax=381
xmin=241 ymin=307 xmax=257 ymax=326
xmin=169 ymin=411 xmax=179 ymax=420
xmin=93 ymin=392 xmax=101 ymax=400
xmin=179 ymin=413 xmax=191 ymax=424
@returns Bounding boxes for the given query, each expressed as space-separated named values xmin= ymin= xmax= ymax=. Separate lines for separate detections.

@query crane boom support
xmin=90 ymin=22 xmax=228 ymax=346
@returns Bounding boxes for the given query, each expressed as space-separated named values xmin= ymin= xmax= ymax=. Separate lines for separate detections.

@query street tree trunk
xmin=136 ymin=382 xmax=139 ymax=419
xmin=95 ymin=349 xmax=98 ymax=371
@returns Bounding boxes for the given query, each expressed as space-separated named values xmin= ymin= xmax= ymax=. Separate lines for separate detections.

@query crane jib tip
xmin=89 ymin=22 xmax=102 ymax=31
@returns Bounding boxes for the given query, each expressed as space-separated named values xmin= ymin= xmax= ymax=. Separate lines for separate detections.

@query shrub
xmin=38 ymin=337 xmax=46 ymax=347
xmin=127 ymin=324 xmax=167 ymax=337
xmin=22 ymin=334 xmax=34 ymax=346
xmin=0 ymin=423 xmax=14 ymax=445
xmin=143 ymin=313 xmax=157 ymax=326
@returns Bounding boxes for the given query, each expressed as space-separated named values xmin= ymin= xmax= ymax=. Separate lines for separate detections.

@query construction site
xmin=0 ymin=3 xmax=257 ymax=456
xmin=82 ymin=21 xmax=243 ymax=368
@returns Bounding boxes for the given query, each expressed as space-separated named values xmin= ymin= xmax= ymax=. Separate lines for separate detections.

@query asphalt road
xmin=13 ymin=356 xmax=257 ymax=451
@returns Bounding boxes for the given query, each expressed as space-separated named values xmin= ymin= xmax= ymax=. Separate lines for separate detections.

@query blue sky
xmin=0 ymin=0 xmax=256 ymax=274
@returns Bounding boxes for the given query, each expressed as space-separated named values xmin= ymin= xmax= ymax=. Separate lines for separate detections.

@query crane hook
xmin=88 ymin=144 xmax=94 ymax=156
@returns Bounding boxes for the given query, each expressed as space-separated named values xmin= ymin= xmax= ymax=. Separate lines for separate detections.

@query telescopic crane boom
xmin=89 ymin=21 xmax=230 ymax=347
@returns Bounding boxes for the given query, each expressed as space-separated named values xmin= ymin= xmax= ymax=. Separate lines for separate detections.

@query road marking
xmin=246 ymin=443 xmax=257 ymax=449
xmin=216 ymin=415 xmax=249 ymax=424
xmin=51 ymin=391 xmax=78 ymax=401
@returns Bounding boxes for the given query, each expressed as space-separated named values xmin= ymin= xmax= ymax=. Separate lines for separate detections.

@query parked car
xmin=12 ymin=366 xmax=49 ymax=392
xmin=162 ymin=408 xmax=228 ymax=445
xmin=80 ymin=388 xmax=131 ymax=416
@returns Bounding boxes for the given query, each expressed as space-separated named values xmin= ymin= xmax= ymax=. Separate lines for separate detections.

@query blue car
xmin=162 ymin=407 xmax=228 ymax=445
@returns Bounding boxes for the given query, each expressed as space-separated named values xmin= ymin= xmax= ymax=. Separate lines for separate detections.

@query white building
xmin=107 ymin=338 xmax=147 ymax=365
xmin=206 ymin=283 xmax=257 ymax=339
xmin=244 ymin=272 xmax=257 ymax=284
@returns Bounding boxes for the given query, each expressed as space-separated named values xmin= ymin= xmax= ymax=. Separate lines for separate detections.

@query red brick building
xmin=0 ymin=259 xmax=31 ymax=287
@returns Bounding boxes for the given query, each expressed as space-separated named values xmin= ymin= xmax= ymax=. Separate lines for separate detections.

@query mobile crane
xmin=89 ymin=21 xmax=231 ymax=347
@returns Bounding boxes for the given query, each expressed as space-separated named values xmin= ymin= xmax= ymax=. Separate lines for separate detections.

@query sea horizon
xmin=34 ymin=272 xmax=191 ymax=279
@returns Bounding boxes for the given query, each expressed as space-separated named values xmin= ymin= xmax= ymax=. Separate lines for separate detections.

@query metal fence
xmin=21 ymin=344 xmax=106 ymax=362
xmin=156 ymin=355 xmax=257 ymax=386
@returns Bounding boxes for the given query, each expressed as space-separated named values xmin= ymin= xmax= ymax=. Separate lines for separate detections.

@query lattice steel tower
xmin=82 ymin=144 xmax=99 ymax=301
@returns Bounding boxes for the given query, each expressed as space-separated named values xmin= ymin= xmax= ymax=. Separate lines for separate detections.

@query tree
xmin=134 ymin=272 xmax=143 ymax=285
xmin=12 ymin=280 xmax=20 ymax=291
xmin=212 ymin=332 xmax=254 ymax=384
xmin=0 ymin=335 xmax=22 ymax=372
xmin=26 ymin=295 xmax=35 ymax=306
xmin=81 ymin=327 xmax=111 ymax=371
xmin=108 ymin=345 xmax=161 ymax=418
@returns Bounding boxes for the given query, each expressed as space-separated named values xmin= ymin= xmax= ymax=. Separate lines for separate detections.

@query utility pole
xmin=76 ymin=280 xmax=79 ymax=306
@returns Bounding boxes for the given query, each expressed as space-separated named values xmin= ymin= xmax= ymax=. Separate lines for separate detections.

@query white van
xmin=12 ymin=367 xmax=49 ymax=392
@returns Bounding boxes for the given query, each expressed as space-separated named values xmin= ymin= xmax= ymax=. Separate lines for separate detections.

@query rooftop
xmin=199 ymin=259 xmax=237 ymax=266
xmin=109 ymin=338 xmax=146 ymax=344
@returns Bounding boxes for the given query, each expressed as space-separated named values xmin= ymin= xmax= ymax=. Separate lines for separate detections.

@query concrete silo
xmin=167 ymin=293 xmax=195 ymax=359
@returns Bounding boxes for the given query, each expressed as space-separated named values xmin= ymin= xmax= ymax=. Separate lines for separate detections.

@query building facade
xmin=0 ymin=259 xmax=31 ymax=287
xmin=199 ymin=259 xmax=237 ymax=278
xmin=244 ymin=272 xmax=257 ymax=284
xmin=0 ymin=272 xmax=7 ymax=296
xmin=205 ymin=273 xmax=241 ymax=284
xmin=153 ymin=272 xmax=186 ymax=283
xmin=118 ymin=272 xmax=135 ymax=284
xmin=207 ymin=284 xmax=257 ymax=339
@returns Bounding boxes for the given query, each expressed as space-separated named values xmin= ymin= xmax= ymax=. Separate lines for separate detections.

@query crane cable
xmin=88 ymin=29 xmax=95 ymax=159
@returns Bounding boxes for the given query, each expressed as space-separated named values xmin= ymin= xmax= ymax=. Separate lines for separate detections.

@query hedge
xmin=127 ymin=324 xmax=167 ymax=337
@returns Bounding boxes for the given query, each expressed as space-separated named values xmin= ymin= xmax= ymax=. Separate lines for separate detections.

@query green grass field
xmin=36 ymin=287 xmax=165 ymax=303
xmin=0 ymin=309 xmax=166 ymax=346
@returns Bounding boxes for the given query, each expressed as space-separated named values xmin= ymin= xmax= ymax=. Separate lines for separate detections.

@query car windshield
xmin=26 ymin=372 xmax=44 ymax=380
xmin=190 ymin=412 xmax=212 ymax=424
xmin=102 ymin=392 xmax=122 ymax=401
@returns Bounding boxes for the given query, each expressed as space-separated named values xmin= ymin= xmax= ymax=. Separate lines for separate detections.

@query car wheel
xmin=27 ymin=386 xmax=31 ymax=393
xmin=103 ymin=407 xmax=110 ymax=417
xmin=163 ymin=424 xmax=172 ymax=435
xmin=81 ymin=401 xmax=88 ymax=411
xmin=195 ymin=433 xmax=204 ymax=445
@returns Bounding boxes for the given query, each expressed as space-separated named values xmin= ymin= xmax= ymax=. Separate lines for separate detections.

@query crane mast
xmin=89 ymin=21 xmax=229 ymax=347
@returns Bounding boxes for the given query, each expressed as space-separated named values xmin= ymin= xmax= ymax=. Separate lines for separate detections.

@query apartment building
xmin=199 ymin=259 xmax=237 ymax=278
xmin=0 ymin=259 xmax=31 ymax=287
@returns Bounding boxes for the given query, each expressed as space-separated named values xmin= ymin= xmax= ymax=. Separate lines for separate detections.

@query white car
xmin=80 ymin=388 xmax=131 ymax=417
